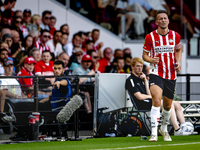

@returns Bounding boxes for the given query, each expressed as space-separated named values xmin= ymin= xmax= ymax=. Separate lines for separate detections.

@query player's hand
xmin=152 ymin=56 xmax=159 ymax=64
xmin=139 ymin=73 xmax=146 ymax=80
xmin=175 ymin=62 xmax=181 ymax=73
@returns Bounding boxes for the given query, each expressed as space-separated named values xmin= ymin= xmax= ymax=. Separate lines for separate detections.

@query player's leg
xmin=159 ymin=79 xmax=176 ymax=141
xmin=149 ymin=84 xmax=162 ymax=141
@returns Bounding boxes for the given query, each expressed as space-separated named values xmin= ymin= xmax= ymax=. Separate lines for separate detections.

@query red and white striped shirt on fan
xmin=143 ymin=30 xmax=181 ymax=80
xmin=34 ymin=39 xmax=51 ymax=54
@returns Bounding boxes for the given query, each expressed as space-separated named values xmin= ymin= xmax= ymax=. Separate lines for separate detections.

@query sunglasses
xmin=45 ymin=17 xmax=51 ymax=20
xmin=93 ymin=56 xmax=98 ymax=59
xmin=15 ymin=21 xmax=22 ymax=24
xmin=43 ymin=35 xmax=51 ymax=38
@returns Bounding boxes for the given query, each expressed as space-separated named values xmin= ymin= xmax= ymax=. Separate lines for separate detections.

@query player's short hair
xmin=131 ymin=57 xmax=144 ymax=67
xmin=155 ymin=10 xmax=168 ymax=20
xmin=54 ymin=60 xmax=65 ymax=68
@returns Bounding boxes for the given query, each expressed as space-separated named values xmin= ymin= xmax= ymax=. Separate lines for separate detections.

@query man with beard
xmin=39 ymin=60 xmax=71 ymax=113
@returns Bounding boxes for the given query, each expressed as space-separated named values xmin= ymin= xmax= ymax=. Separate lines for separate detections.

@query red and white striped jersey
xmin=20 ymin=25 xmax=29 ymax=38
xmin=143 ymin=30 xmax=181 ymax=80
xmin=34 ymin=39 xmax=51 ymax=54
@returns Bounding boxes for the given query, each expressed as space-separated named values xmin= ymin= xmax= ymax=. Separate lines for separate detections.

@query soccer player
xmin=142 ymin=10 xmax=182 ymax=141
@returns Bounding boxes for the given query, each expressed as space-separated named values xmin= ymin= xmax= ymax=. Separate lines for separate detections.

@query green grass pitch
xmin=0 ymin=135 xmax=200 ymax=150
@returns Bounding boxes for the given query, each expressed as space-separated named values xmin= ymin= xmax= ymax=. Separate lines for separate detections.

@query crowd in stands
xmin=0 ymin=0 xmax=142 ymax=121
xmin=68 ymin=0 xmax=200 ymax=39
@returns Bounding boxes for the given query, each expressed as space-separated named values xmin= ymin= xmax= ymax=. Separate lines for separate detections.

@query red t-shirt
xmin=98 ymin=58 xmax=111 ymax=73
xmin=17 ymin=66 xmax=34 ymax=87
xmin=143 ymin=29 xmax=181 ymax=80
xmin=34 ymin=60 xmax=54 ymax=76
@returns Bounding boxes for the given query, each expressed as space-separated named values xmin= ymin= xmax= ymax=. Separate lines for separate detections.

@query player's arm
xmin=175 ymin=44 xmax=182 ymax=73
xmin=142 ymin=51 xmax=159 ymax=64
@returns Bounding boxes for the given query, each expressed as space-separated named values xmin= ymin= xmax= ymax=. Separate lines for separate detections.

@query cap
xmin=4 ymin=58 xmax=14 ymax=66
xmin=2 ymin=33 xmax=12 ymax=39
xmin=23 ymin=9 xmax=31 ymax=15
xmin=24 ymin=57 xmax=35 ymax=64
xmin=82 ymin=54 xmax=92 ymax=62
xmin=72 ymin=48 xmax=83 ymax=54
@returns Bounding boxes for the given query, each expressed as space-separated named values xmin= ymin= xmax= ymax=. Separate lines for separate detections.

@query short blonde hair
xmin=131 ymin=57 xmax=144 ymax=67
xmin=31 ymin=14 xmax=41 ymax=23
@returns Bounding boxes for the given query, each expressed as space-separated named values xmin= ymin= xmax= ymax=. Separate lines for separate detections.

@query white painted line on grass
xmin=91 ymin=142 xmax=200 ymax=150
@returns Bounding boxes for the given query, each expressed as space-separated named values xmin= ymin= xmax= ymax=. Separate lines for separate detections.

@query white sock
xmin=161 ymin=108 xmax=171 ymax=132
xmin=151 ymin=106 xmax=160 ymax=136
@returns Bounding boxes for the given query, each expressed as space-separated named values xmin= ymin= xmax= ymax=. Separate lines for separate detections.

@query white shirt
xmin=46 ymin=39 xmax=63 ymax=58
xmin=40 ymin=22 xmax=50 ymax=31
xmin=0 ymin=75 xmax=22 ymax=97
xmin=0 ymin=63 xmax=4 ymax=75
xmin=65 ymin=42 xmax=73 ymax=57
xmin=145 ymin=0 xmax=166 ymax=11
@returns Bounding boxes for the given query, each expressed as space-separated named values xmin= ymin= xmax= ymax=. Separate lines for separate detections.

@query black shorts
xmin=149 ymin=74 xmax=176 ymax=99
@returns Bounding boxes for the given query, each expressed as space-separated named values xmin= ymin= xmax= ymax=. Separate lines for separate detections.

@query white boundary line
xmin=91 ymin=142 xmax=200 ymax=150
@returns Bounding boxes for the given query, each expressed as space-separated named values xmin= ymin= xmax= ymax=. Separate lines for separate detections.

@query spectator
xmin=0 ymin=0 xmax=16 ymax=17
xmin=34 ymin=50 xmax=54 ymax=90
xmin=0 ymin=59 xmax=20 ymax=122
xmin=29 ymin=29 xmax=39 ymax=44
xmin=46 ymin=30 xmax=62 ymax=58
xmin=34 ymin=29 xmax=51 ymax=54
xmin=11 ymin=30 xmax=20 ymax=44
xmin=82 ymin=40 xmax=94 ymax=55
xmin=13 ymin=10 xmax=29 ymax=39
xmin=90 ymin=29 xmax=103 ymax=58
xmin=0 ymin=9 xmax=12 ymax=30
xmin=29 ymin=47 xmax=41 ymax=62
xmin=57 ymin=52 xmax=70 ymax=74
xmin=123 ymin=47 xmax=132 ymax=56
xmin=11 ymin=16 xmax=24 ymax=42
xmin=61 ymin=33 xmax=68 ymax=52
xmin=16 ymin=35 xmax=34 ymax=69
xmin=114 ymin=49 xmax=123 ymax=59
xmin=77 ymin=31 xmax=86 ymax=47
xmin=39 ymin=60 xmax=71 ymax=113
xmin=65 ymin=33 xmax=81 ymax=57
xmin=68 ymin=47 xmax=83 ymax=71
xmin=0 ymin=48 xmax=8 ymax=74
xmin=60 ymin=24 xmax=69 ymax=35
xmin=109 ymin=57 xmax=125 ymax=73
xmin=2 ymin=33 xmax=13 ymax=52
xmin=116 ymin=0 xmax=145 ymax=38
xmin=0 ymin=28 xmax=11 ymax=40
xmin=72 ymin=54 xmax=95 ymax=113
xmin=22 ymin=9 xmax=32 ymax=27
xmin=17 ymin=56 xmax=50 ymax=98
xmin=16 ymin=56 xmax=35 ymax=98
xmin=40 ymin=10 xmax=51 ymax=31
xmin=98 ymin=47 xmax=113 ymax=73
xmin=27 ymin=14 xmax=41 ymax=32
xmin=87 ymin=50 xmax=99 ymax=71
xmin=49 ymin=16 xmax=56 ymax=38
xmin=123 ymin=54 xmax=132 ymax=73
xmin=128 ymin=0 xmax=156 ymax=20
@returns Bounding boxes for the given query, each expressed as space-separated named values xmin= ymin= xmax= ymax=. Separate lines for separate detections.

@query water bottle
xmin=140 ymin=135 xmax=147 ymax=140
